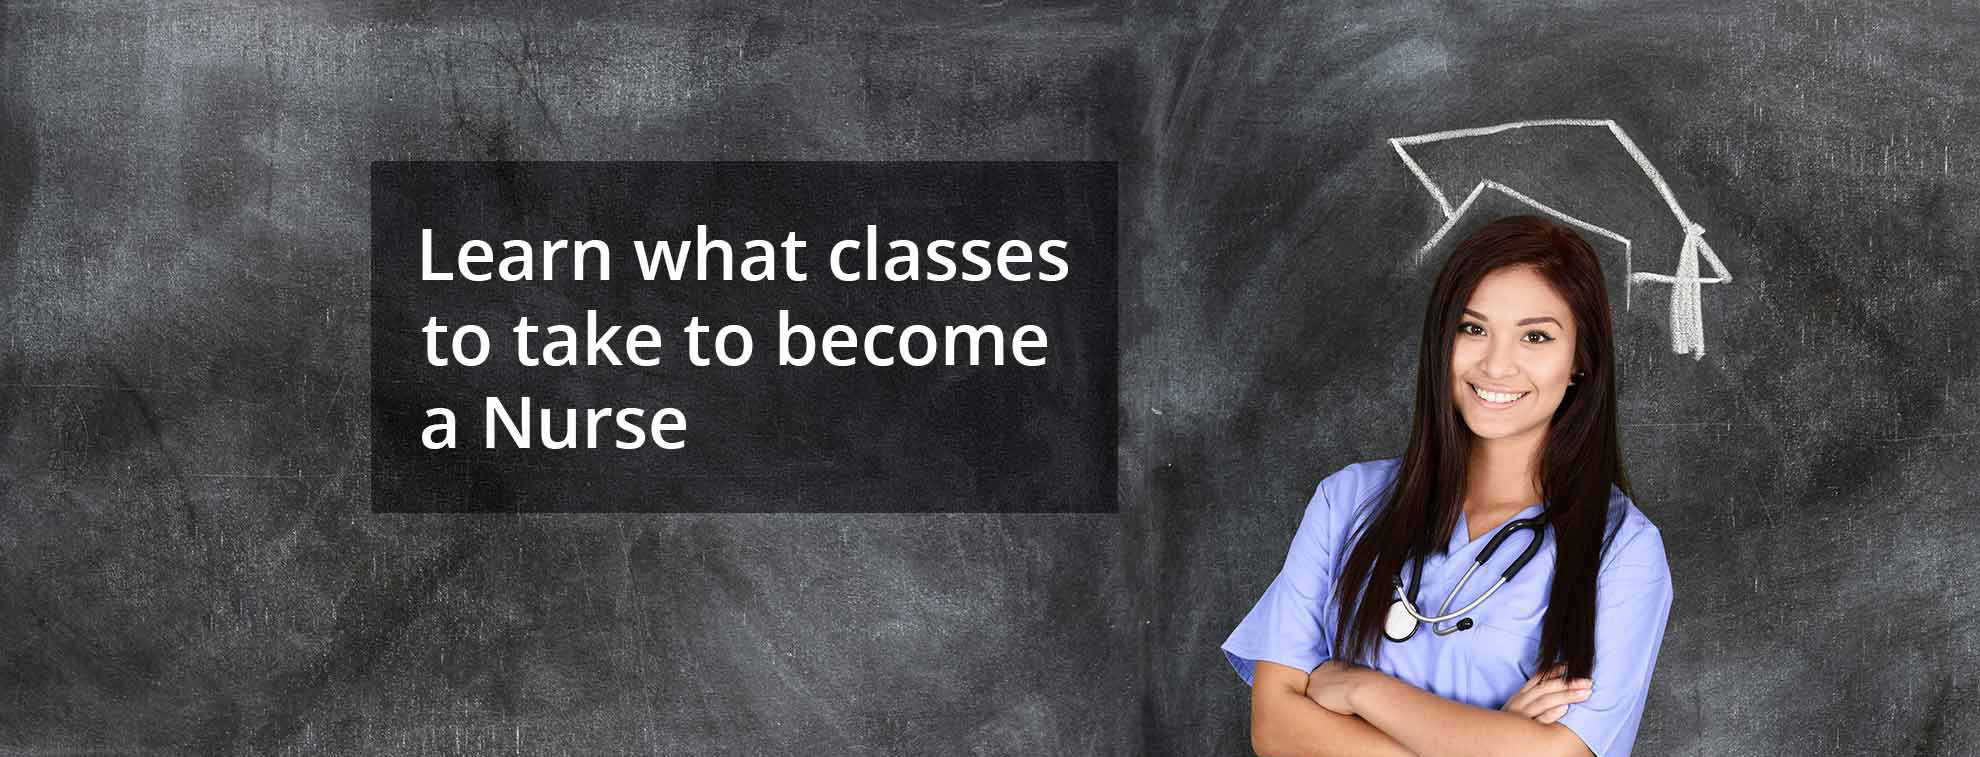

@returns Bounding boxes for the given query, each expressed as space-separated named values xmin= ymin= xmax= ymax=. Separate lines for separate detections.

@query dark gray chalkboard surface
xmin=2 ymin=1 xmax=1975 ymax=755
xmin=1136 ymin=4 xmax=1980 ymax=756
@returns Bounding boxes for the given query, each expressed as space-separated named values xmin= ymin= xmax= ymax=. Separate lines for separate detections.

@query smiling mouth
xmin=1469 ymin=383 xmax=1529 ymax=405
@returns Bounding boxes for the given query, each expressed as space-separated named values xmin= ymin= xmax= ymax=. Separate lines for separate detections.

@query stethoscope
xmin=1383 ymin=515 xmax=1548 ymax=642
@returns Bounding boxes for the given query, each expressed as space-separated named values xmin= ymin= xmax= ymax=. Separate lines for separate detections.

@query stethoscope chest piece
xmin=1383 ymin=598 xmax=1419 ymax=642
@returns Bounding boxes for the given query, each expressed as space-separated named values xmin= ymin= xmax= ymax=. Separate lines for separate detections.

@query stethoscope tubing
xmin=1387 ymin=515 xmax=1548 ymax=639
xmin=1394 ymin=565 xmax=1506 ymax=623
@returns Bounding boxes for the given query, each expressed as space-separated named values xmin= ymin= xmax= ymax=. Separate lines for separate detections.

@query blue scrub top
xmin=1221 ymin=458 xmax=1673 ymax=757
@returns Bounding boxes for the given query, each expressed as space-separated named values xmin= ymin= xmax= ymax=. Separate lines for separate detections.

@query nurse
xmin=1221 ymin=215 xmax=1674 ymax=757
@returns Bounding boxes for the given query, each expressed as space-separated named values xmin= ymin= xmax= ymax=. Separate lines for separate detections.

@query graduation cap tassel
xmin=1671 ymin=224 xmax=1708 ymax=358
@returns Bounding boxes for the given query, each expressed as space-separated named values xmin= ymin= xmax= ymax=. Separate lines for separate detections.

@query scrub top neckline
xmin=1450 ymin=502 xmax=1546 ymax=552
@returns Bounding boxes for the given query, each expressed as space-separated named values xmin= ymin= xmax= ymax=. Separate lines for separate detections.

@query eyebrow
xmin=1462 ymin=309 xmax=1564 ymax=328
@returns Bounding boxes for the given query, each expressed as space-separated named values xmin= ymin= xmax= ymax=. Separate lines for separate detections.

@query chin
xmin=1454 ymin=395 xmax=1558 ymax=441
xmin=1462 ymin=418 xmax=1546 ymax=441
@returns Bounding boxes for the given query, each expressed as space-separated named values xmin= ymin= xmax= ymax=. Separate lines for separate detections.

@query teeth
xmin=1471 ymin=384 xmax=1528 ymax=404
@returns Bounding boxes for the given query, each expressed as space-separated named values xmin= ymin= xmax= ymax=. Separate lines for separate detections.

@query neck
xmin=1466 ymin=426 xmax=1546 ymax=514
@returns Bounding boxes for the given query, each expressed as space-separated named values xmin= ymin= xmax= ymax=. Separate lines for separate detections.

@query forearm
xmin=1347 ymin=672 xmax=1579 ymax=757
xmin=1254 ymin=685 xmax=1416 ymax=757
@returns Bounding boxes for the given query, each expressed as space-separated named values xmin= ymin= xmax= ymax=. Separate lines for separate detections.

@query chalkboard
xmin=2 ymin=1 xmax=1975 ymax=755
xmin=0 ymin=4 xmax=1130 ymax=754
xmin=1141 ymin=4 xmax=1980 ymax=755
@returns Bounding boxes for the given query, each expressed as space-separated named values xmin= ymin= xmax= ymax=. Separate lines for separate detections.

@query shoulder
xmin=1310 ymin=457 xmax=1402 ymax=527
xmin=1597 ymin=485 xmax=1673 ymax=588
xmin=1316 ymin=457 xmax=1400 ymax=504
xmin=1283 ymin=458 xmax=1400 ymax=558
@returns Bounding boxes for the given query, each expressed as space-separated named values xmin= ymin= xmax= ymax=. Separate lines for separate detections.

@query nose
xmin=1479 ymin=334 xmax=1520 ymax=379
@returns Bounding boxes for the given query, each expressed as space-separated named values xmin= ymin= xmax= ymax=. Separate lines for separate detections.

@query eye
xmin=1522 ymin=330 xmax=1555 ymax=344
xmin=1458 ymin=322 xmax=1486 ymax=337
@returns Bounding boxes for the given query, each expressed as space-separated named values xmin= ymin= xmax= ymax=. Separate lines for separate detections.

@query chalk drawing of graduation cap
xmin=1389 ymin=119 xmax=1732 ymax=359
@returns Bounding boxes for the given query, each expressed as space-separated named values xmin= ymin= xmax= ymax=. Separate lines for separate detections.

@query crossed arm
xmin=1248 ymin=661 xmax=1594 ymax=757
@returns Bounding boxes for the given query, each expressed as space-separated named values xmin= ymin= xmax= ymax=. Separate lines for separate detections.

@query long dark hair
xmin=1331 ymin=215 xmax=1630 ymax=679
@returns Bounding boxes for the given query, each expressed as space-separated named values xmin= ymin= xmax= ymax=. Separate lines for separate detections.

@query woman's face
xmin=1450 ymin=265 xmax=1579 ymax=443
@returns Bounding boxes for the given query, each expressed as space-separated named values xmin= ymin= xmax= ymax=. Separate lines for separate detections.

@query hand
xmin=1303 ymin=660 xmax=1364 ymax=715
xmin=1501 ymin=663 xmax=1592 ymax=724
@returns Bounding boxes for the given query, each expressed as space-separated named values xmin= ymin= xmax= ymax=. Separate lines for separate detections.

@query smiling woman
xmin=1222 ymin=215 xmax=1672 ymax=757
xmin=1451 ymin=266 xmax=1580 ymax=441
